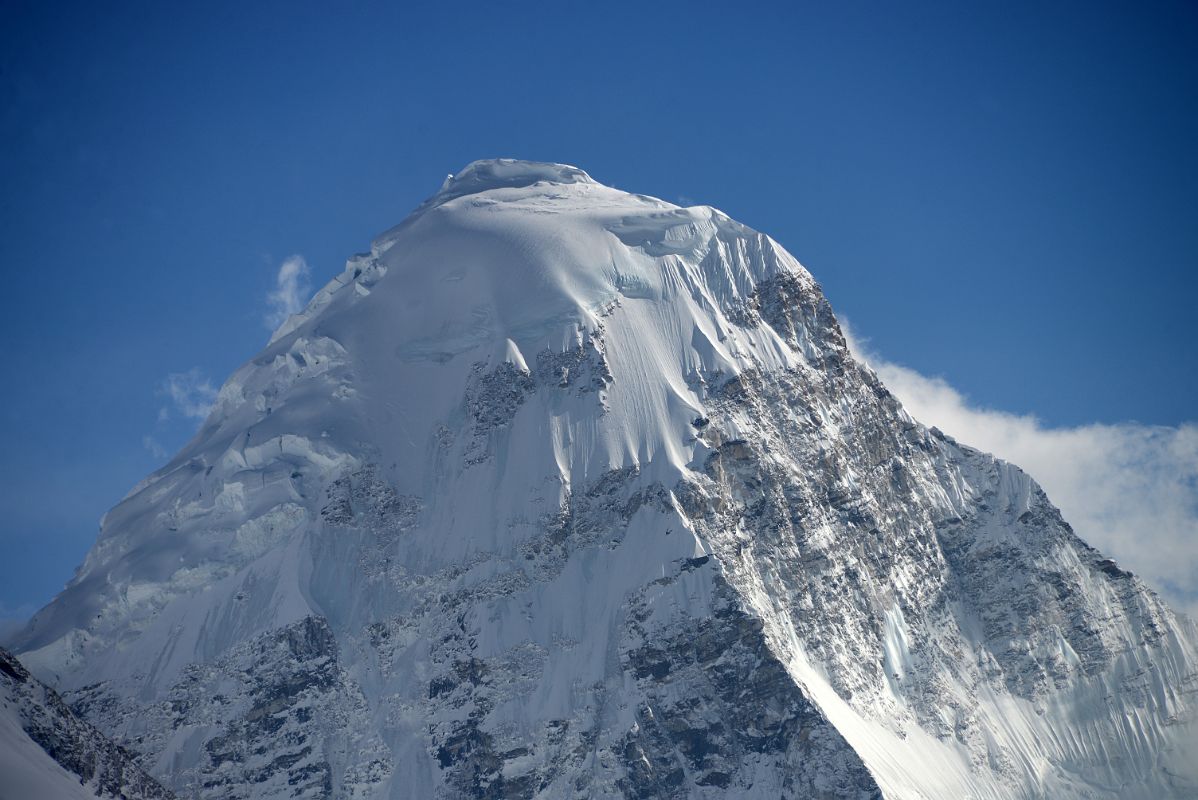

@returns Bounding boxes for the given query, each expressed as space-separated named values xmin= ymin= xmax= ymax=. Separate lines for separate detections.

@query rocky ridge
xmin=0 ymin=646 xmax=173 ymax=799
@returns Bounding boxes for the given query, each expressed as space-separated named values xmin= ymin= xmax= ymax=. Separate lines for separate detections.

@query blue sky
xmin=1 ymin=0 xmax=1195 ymax=621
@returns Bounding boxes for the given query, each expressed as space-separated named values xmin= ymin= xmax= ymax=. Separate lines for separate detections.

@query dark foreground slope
xmin=1 ymin=647 xmax=172 ymax=800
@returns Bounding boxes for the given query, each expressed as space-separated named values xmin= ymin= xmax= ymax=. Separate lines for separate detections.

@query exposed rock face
xmin=10 ymin=160 xmax=1198 ymax=798
xmin=68 ymin=615 xmax=391 ymax=800
xmin=0 ymin=647 xmax=173 ymax=799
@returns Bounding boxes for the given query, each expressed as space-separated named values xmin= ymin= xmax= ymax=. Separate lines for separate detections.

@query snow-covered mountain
xmin=10 ymin=159 xmax=1198 ymax=798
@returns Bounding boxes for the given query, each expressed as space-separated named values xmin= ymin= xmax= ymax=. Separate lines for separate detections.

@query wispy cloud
xmin=843 ymin=322 xmax=1198 ymax=616
xmin=142 ymin=435 xmax=168 ymax=460
xmin=265 ymin=255 xmax=311 ymax=330
xmin=143 ymin=368 xmax=219 ymax=464
xmin=161 ymin=368 xmax=218 ymax=421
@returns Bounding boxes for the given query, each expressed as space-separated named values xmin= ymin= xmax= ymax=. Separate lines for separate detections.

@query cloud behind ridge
xmin=844 ymin=323 xmax=1198 ymax=616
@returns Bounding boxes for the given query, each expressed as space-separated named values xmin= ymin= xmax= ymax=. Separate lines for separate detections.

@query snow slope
xmin=11 ymin=159 xmax=1198 ymax=799
xmin=0 ymin=705 xmax=102 ymax=800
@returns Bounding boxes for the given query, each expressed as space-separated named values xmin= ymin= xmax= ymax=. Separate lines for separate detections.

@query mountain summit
xmin=12 ymin=160 xmax=1198 ymax=798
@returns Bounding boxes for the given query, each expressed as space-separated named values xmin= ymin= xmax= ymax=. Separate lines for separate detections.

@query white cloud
xmin=843 ymin=322 xmax=1198 ymax=616
xmin=161 ymin=368 xmax=218 ymax=422
xmin=265 ymin=255 xmax=311 ymax=330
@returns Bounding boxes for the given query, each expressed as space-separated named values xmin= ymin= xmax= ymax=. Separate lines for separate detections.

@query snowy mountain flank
xmin=10 ymin=159 xmax=1198 ymax=799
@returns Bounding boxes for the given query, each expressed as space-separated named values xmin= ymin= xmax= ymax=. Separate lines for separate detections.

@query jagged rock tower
xmin=12 ymin=160 xmax=1198 ymax=799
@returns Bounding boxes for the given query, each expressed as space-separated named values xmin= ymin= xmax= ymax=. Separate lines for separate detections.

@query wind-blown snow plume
xmin=845 ymin=324 xmax=1198 ymax=616
xmin=264 ymin=255 xmax=311 ymax=330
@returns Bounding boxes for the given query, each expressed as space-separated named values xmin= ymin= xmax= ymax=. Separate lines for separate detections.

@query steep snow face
xmin=17 ymin=159 xmax=802 ymax=686
xmin=12 ymin=160 xmax=1198 ymax=799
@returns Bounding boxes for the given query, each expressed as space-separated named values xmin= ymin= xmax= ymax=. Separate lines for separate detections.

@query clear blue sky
xmin=1 ymin=0 xmax=1195 ymax=618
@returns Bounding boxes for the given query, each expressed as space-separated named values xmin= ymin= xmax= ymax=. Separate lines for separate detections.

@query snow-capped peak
xmin=11 ymin=161 xmax=1198 ymax=799
xmin=431 ymin=158 xmax=596 ymax=204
